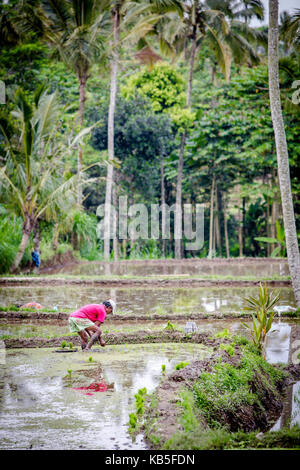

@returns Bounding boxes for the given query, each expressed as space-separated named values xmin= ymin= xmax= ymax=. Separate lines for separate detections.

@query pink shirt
xmin=70 ymin=304 xmax=106 ymax=323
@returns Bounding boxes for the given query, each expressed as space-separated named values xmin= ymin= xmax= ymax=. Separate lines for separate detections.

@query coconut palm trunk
xmin=268 ymin=0 xmax=300 ymax=306
xmin=77 ymin=69 xmax=88 ymax=206
xmin=208 ymin=173 xmax=216 ymax=259
xmin=222 ymin=193 xmax=230 ymax=258
xmin=174 ymin=32 xmax=197 ymax=259
xmin=10 ymin=214 xmax=34 ymax=273
xmin=104 ymin=8 xmax=120 ymax=261
xmin=161 ymin=158 xmax=166 ymax=257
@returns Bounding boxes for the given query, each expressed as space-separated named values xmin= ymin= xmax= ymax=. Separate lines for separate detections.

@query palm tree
xmin=0 ymin=86 xmax=90 ymax=272
xmin=279 ymin=7 xmax=300 ymax=55
xmin=20 ymin=0 xmax=110 ymax=206
xmin=268 ymin=0 xmax=300 ymax=306
xmin=103 ymin=1 xmax=121 ymax=261
xmin=103 ymin=0 xmax=183 ymax=260
xmin=155 ymin=0 xmax=265 ymax=258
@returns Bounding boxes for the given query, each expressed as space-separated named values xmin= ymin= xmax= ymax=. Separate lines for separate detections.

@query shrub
xmin=242 ymin=282 xmax=280 ymax=352
xmin=0 ymin=213 xmax=26 ymax=273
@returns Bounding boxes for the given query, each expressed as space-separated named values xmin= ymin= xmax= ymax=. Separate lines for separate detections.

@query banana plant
xmin=0 ymin=85 xmax=97 ymax=273
xmin=255 ymin=220 xmax=286 ymax=257
xmin=242 ymin=282 xmax=280 ymax=352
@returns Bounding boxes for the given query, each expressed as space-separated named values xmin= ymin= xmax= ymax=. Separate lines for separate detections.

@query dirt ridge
xmin=0 ymin=277 xmax=291 ymax=287
xmin=143 ymin=350 xmax=300 ymax=448
xmin=3 ymin=330 xmax=221 ymax=349
xmin=0 ymin=310 xmax=277 ymax=322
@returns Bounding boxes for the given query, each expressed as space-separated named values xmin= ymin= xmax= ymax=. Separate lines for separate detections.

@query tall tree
xmin=0 ymin=86 xmax=87 ymax=272
xmin=21 ymin=0 xmax=110 ymax=205
xmin=158 ymin=0 xmax=265 ymax=258
xmin=103 ymin=0 xmax=183 ymax=260
xmin=268 ymin=0 xmax=300 ymax=306
xmin=104 ymin=2 xmax=120 ymax=261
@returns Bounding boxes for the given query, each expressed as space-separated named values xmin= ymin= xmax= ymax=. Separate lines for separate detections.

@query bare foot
xmin=100 ymin=339 xmax=106 ymax=347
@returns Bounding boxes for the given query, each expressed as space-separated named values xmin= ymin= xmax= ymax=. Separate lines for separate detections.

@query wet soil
xmin=0 ymin=310 xmax=256 ymax=321
xmin=2 ymin=329 xmax=221 ymax=349
xmin=38 ymin=257 xmax=288 ymax=273
xmin=0 ymin=277 xmax=291 ymax=287
xmin=22 ymin=250 xmax=78 ymax=273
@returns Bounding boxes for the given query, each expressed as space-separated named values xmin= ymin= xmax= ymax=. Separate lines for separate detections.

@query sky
xmin=250 ymin=0 xmax=300 ymax=26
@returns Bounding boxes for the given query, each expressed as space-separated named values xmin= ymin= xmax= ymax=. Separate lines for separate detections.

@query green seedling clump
xmin=69 ymin=342 xmax=73 ymax=349
xmin=164 ymin=321 xmax=176 ymax=331
xmin=215 ymin=328 xmax=231 ymax=339
xmin=219 ymin=343 xmax=235 ymax=357
xmin=129 ymin=387 xmax=148 ymax=435
xmin=129 ymin=413 xmax=138 ymax=432
xmin=61 ymin=340 xmax=67 ymax=349
xmin=175 ymin=361 xmax=189 ymax=370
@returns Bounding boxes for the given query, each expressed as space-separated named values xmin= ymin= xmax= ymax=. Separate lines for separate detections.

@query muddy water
xmin=44 ymin=259 xmax=290 ymax=277
xmin=0 ymin=344 xmax=211 ymax=450
xmin=0 ymin=285 xmax=296 ymax=314
xmin=0 ymin=318 xmax=253 ymax=340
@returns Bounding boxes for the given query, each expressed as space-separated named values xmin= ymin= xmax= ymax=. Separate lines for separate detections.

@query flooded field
xmin=0 ymin=317 xmax=251 ymax=340
xmin=42 ymin=259 xmax=290 ymax=278
xmin=0 ymin=344 xmax=211 ymax=450
xmin=0 ymin=285 xmax=296 ymax=315
xmin=0 ymin=258 xmax=298 ymax=450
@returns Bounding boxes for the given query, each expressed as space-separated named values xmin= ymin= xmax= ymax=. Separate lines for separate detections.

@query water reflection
xmin=266 ymin=323 xmax=300 ymax=431
xmin=0 ymin=286 xmax=296 ymax=314
xmin=44 ymin=259 xmax=290 ymax=278
xmin=0 ymin=344 xmax=211 ymax=450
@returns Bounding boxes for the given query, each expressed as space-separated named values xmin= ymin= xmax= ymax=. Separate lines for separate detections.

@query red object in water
xmin=73 ymin=382 xmax=108 ymax=395
xmin=20 ymin=302 xmax=43 ymax=309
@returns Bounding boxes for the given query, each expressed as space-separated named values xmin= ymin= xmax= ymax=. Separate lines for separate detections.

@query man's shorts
xmin=68 ymin=317 xmax=94 ymax=334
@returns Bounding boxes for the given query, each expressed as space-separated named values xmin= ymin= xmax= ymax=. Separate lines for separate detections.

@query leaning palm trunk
xmin=104 ymin=9 xmax=120 ymax=261
xmin=268 ymin=0 xmax=300 ymax=306
xmin=10 ymin=215 xmax=34 ymax=273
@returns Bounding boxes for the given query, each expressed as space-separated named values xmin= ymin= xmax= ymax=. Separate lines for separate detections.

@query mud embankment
xmin=0 ymin=310 xmax=257 ymax=322
xmin=3 ymin=330 xmax=222 ymax=349
xmin=143 ymin=349 xmax=300 ymax=448
xmin=0 ymin=277 xmax=291 ymax=287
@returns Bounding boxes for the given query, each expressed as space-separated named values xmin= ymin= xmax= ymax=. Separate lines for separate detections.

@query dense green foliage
xmin=192 ymin=350 xmax=284 ymax=428
xmin=160 ymin=338 xmax=292 ymax=450
xmin=0 ymin=0 xmax=299 ymax=270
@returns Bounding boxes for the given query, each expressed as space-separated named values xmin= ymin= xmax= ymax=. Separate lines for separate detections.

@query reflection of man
xmin=68 ymin=300 xmax=116 ymax=351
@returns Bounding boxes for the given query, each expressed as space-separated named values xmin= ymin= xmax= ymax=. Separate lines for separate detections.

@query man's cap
xmin=107 ymin=299 xmax=116 ymax=313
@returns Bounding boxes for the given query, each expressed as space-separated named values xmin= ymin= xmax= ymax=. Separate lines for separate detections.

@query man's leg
xmin=83 ymin=325 xmax=105 ymax=351
xmin=78 ymin=330 xmax=89 ymax=350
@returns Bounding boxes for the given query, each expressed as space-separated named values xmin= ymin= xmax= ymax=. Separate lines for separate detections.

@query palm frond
xmin=205 ymin=25 xmax=231 ymax=82
xmin=34 ymin=91 xmax=59 ymax=143
xmin=41 ymin=0 xmax=72 ymax=32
